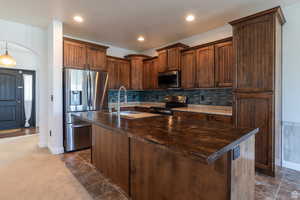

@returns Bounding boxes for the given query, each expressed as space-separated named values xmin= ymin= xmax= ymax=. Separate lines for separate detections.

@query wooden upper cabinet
xmin=143 ymin=58 xmax=158 ymax=89
xmin=195 ymin=45 xmax=215 ymax=88
xmin=215 ymin=41 xmax=233 ymax=88
xmin=157 ymin=50 xmax=168 ymax=73
xmin=143 ymin=60 xmax=151 ymax=89
xmin=63 ymin=37 xmax=108 ymax=70
xmin=181 ymin=50 xmax=196 ymax=88
xmin=157 ymin=43 xmax=189 ymax=73
xmin=167 ymin=47 xmax=181 ymax=70
xmin=119 ymin=60 xmax=131 ymax=88
xmin=126 ymin=55 xmax=150 ymax=90
xmin=231 ymin=15 xmax=275 ymax=92
xmin=107 ymin=56 xmax=131 ymax=89
xmin=63 ymin=39 xmax=87 ymax=69
xmin=152 ymin=59 xmax=159 ymax=89
xmin=87 ymin=47 xmax=107 ymax=71
xmin=107 ymin=57 xmax=119 ymax=89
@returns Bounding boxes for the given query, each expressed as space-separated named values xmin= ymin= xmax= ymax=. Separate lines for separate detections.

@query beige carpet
xmin=0 ymin=135 xmax=93 ymax=200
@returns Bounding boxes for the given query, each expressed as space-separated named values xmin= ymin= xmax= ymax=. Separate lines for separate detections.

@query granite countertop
xmin=73 ymin=111 xmax=258 ymax=164
xmin=109 ymin=102 xmax=232 ymax=116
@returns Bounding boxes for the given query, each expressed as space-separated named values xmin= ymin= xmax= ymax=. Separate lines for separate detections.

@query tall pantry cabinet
xmin=230 ymin=7 xmax=285 ymax=176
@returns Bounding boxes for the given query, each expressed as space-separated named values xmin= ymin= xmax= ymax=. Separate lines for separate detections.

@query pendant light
xmin=0 ymin=41 xmax=16 ymax=67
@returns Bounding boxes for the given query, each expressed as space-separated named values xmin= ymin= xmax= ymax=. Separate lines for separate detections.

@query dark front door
xmin=0 ymin=69 xmax=23 ymax=130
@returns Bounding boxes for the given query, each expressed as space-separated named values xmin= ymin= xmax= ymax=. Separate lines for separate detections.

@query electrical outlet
xmin=200 ymin=95 xmax=205 ymax=101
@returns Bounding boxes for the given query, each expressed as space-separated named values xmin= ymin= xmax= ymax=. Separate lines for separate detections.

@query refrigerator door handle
xmin=87 ymin=70 xmax=91 ymax=110
xmin=89 ymin=70 xmax=92 ymax=109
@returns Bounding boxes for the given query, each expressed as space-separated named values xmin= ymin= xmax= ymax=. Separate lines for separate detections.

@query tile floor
xmin=61 ymin=149 xmax=300 ymax=200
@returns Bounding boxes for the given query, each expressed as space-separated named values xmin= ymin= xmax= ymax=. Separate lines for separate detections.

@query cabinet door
xmin=131 ymin=58 xmax=144 ymax=90
xmin=151 ymin=59 xmax=159 ymax=89
xmin=63 ymin=40 xmax=87 ymax=69
xmin=215 ymin=41 xmax=233 ymax=88
xmin=143 ymin=60 xmax=151 ymax=89
xmin=195 ymin=46 xmax=215 ymax=88
xmin=131 ymin=139 xmax=230 ymax=200
xmin=234 ymin=92 xmax=274 ymax=176
xmin=119 ymin=60 xmax=131 ymax=88
xmin=167 ymin=47 xmax=181 ymax=70
xmin=158 ymin=50 xmax=168 ymax=72
xmin=233 ymin=15 xmax=275 ymax=92
xmin=107 ymin=58 xmax=119 ymax=89
xmin=87 ymin=47 xmax=107 ymax=71
xmin=92 ymin=125 xmax=129 ymax=195
xmin=181 ymin=50 xmax=196 ymax=88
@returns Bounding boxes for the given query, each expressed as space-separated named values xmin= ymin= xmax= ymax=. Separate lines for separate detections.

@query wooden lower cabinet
xmin=234 ymin=92 xmax=274 ymax=176
xmin=91 ymin=124 xmax=255 ymax=200
xmin=92 ymin=125 xmax=130 ymax=195
xmin=130 ymin=136 xmax=255 ymax=200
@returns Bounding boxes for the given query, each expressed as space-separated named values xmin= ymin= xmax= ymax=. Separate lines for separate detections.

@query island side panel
xmin=130 ymin=139 xmax=231 ymax=200
xmin=92 ymin=125 xmax=130 ymax=196
xmin=230 ymin=135 xmax=255 ymax=200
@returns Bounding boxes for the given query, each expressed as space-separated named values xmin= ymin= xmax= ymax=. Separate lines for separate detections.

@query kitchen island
xmin=73 ymin=111 xmax=258 ymax=200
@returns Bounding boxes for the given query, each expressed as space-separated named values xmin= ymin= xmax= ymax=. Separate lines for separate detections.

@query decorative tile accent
xmin=108 ymin=88 xmax=232 ymax=106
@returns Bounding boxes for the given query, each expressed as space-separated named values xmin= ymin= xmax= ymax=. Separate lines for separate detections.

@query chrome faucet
xmin=117 ymin=86 xmax=127 ymax=116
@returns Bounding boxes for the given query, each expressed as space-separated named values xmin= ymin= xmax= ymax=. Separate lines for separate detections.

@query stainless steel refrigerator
xmin=63 ymin=68 xmax=109 ymax=152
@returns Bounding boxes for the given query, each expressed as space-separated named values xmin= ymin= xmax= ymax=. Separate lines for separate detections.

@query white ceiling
xmin=0 ymin=0 xmax=297 ymax=51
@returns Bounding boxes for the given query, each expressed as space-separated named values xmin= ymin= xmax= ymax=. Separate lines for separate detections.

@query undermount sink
xmin=109 ymin=111 xmax=161 ymax=119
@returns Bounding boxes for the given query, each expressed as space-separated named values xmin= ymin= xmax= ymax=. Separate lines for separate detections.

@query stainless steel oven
xmin=158 ymin=70 xmax=181 ymax=88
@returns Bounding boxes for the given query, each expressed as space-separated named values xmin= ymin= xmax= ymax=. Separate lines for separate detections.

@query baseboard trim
xmin=38 ymin=141 xmax=48 ymax=148
xmin=0 ymin=134 xmax=36 ymax=143
xmin=48 ymin=144 xmax=64 ymax=155
xmin=283 ymin=161 xmax=300 ymax=172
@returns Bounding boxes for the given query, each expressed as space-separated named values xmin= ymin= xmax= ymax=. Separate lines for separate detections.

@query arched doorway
xmin=0 ymin=41 xmax=38 ymax=138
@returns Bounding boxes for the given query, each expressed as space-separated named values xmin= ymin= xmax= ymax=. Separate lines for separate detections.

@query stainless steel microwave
xmin=158 ymin=70 xmax=181 ymax=88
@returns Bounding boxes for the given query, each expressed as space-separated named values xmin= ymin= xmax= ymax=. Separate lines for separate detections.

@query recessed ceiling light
xmin=137 ymin=36 xmax=145 ymax=42
xmin=186 ymin=15 xmax=195 ymax=22
xmin=73 ymin=15 xmax=84 ymax=23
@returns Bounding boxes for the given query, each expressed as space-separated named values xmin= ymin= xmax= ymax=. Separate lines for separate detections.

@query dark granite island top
xmin=73 ymin=111 xmax=258 ymax=200
xmin=73 ymin=111 xmax=258 ymax=164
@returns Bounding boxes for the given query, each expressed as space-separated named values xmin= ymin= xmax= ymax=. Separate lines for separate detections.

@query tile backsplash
xmin=108 ymin=88 xmax=232 ymax=106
